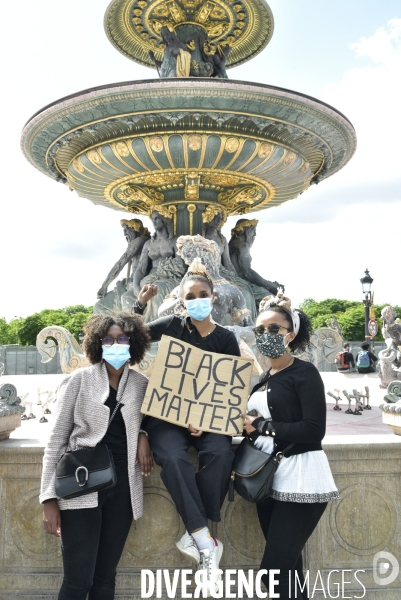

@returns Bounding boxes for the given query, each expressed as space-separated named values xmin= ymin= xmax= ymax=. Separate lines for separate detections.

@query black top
xmin=100 ymin=386 xmax=127 ymax=458
xmin=133 ymin=303 xmax=241 ymax=356
xmin=249 ymin=358 xmax=326 ymax=457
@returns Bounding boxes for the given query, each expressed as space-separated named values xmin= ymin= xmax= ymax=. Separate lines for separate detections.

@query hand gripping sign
xmin=141 ymin=336 xmax=253 ymax=435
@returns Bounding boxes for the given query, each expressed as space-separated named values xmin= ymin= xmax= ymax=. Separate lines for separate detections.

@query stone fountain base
xmin=0 ymin=414 xmax=21 ymax=441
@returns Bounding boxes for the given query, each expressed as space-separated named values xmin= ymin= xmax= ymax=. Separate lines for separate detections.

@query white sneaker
xmin=176 ymin=531 xmax=200 ymax=564
xmin=198 ymin=538 xmax=224 ymax=596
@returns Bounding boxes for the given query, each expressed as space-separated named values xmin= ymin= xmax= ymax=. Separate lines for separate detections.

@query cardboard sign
xmin=141 ymin=336 xmax=253 ymax=435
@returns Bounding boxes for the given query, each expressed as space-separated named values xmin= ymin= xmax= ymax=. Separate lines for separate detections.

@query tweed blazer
xmin=40 ymin=362 xmax=148 ymax=518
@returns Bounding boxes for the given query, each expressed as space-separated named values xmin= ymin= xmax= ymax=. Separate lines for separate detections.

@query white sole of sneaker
xmin=176 ymin=540 xmax=200 ymax=564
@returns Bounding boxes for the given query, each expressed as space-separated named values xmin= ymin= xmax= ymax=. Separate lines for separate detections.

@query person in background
xmin=335 ymin=342 xmax=356 ymax=373
xmin=40 ymin=313 xmax=152 ymax=600
xmin=356 ymin=342 xmax=378 ymax=373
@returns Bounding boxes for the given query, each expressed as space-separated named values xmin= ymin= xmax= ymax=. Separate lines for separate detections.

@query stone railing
xmin=0 ymin=439 xmax=400 ymax=599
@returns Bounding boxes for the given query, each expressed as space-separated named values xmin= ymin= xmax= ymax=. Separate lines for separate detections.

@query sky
xmin=1 ymin=0 xmax=400 ymax=320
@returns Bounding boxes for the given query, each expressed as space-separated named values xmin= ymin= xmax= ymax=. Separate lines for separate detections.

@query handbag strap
xmin=107 ymin=370 xmax=129 ymax=427
xmin=275 ymin=442 xmax=296 ymax=461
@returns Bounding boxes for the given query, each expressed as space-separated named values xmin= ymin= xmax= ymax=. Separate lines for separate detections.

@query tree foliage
xmin=299 ymin=298 xmax=401 ymax=342
xmin=0 ymin=305 xmax=93 ymax=346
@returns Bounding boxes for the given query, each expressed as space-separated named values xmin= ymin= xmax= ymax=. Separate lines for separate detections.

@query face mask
xmin=186 ymin=298 xmax=212 ymax=321
xmin=102 ymin=345 xmax=130 ymax=370
xmin=255 ymin=332 xmax=290 ymax=358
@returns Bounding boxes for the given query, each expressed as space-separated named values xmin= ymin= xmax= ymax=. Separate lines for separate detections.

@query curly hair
xmin=258 ymin=306 xmax=313 ymax=353
xmin=82 ymin=312 xmax=151 ymax=365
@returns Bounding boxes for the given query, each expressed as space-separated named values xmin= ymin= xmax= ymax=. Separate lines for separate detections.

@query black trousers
xmin=58 ymin=459 xmax=133 ymax=600
xmin=256 ymin=497 xmax=328 ymax=600
xmin=146 ymin=418 xmax=234 ymax=531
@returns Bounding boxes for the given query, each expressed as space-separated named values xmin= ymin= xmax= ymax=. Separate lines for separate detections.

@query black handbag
xmin=54 ymin=376 xmax=127 ymax=500
xmin=229 ymin=437 xmax=295 ymax=503
xmin=55 ymin=445 xmax=117 ymax=500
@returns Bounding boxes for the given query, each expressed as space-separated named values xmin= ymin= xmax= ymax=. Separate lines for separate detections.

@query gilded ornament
xmin=230 ymin=218 xmax=258 ymax=236
xmin=115 ymin=141 xmax=130 ymax=157
xmin=186 ymin=203 xmax=197 ymax=235
xmin=258 ymin=143 xmax=273 ymax=158
xmin=218 ymin=185 xmax=263 ymax=209
xmin=147 ymin=204 xmax=174 ymax=220
xmin=225 ymin=137 xmax=240 ymax=153
xmin=207 ymin=22 xmax=229 ymax=38
xmin=283 ymin=151 xmax=296 ymax=166
xmin=149 ymin=136 xmax=164 ymax=152
xmin=105 ymin=0 xmax=274 ymax=70
xmin=117 ymin=183 xmax=164 ymax=205
xmin=299 ymin=162 xmax=309 ymax=174
xmin=88 ymin=149 xmax=102 ymax=164
xmin=72 ymin=158 xmax=85 ymax=173
xmin=185 ymin=174 xmax=200 ymax=200
xmin=202 ymin=204 xmax=228 ymax=225
xmin=166 ymin=0 xmax=186 ymax=22
xmin=194 ymin=2 xmax=214 ymax=23
xmin=203 ymin=173 xmax=240 ymax=187
xmin=188 ymin=135 xmax=202 ymax=151
xmin=142 ymin=172 xmax=183 ymax=186
xmin=211 ymin=6 xmax=226 ymax=18
xmin=120 ymin=218 xmax=149 ymax=234
xmin=153 ymin=5 xmax=169 ymax=17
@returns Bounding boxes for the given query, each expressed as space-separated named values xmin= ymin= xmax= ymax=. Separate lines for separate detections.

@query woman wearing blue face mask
xmin=40 ymin=313 xmax=152 ymax=600
xmin=133 ymin=259 xmax=240 ymax=590
xmin=241 ymin=292 xmax=339 ymax=600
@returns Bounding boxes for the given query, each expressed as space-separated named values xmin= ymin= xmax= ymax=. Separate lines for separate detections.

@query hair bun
xmin=187 ymin=258 xmax=206 ymax=276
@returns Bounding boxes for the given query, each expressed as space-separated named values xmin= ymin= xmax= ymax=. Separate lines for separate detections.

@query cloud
xmin=350 ymin=18 xmax=401 ymax=63
xmin=319 ymin=18 xmax=401 ymax=184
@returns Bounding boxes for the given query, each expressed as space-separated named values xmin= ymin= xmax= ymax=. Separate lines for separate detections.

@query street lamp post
xmin=360 ymin=268 xmax=374 ymax=344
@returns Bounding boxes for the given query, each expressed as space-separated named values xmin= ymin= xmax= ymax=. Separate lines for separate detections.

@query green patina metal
xmin=21 ymin=1 xmax=356 ymax=237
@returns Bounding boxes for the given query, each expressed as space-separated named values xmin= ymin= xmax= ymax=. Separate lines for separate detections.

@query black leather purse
xmin=54 ymin=377 xmax=127 ymax=500
xmin=55 ymin=445 xmax=116 ymax=500
xmin=229 ymin=438 xmax=295 ymax=503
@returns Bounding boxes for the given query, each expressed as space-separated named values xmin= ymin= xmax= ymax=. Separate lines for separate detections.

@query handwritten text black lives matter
xmin=141 ymin=336 xmax=253 ymax=435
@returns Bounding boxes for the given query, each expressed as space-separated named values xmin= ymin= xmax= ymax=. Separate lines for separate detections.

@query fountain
xmin=21 ymin=0 xmax=356 ymax=255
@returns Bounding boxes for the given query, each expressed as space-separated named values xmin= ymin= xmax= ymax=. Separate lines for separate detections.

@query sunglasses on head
xmin=252 ymin=324 xmax=292 ymax=337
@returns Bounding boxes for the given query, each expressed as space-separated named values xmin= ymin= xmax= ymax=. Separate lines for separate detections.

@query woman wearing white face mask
xmin=40 ymin=313 xmax=152 ymax=600
xmin=241 ymin=292 xmax=339 ymax=600
xmin=133 ymin=260 xmax=241 ymax=590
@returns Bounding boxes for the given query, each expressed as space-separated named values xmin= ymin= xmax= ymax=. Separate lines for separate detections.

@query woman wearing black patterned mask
xmin=241 ymin=292 xmax=339 ymax=600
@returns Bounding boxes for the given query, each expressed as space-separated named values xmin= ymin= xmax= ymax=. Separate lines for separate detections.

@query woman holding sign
xmin=133 ymin=260 xmax=241 ymax=590
xmin=242 ymin=291 xmax=339 ymax=600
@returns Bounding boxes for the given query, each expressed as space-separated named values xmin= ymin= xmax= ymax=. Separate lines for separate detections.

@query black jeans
xmin=256 ymin=498 xmax=328 ymax=600
xmin=58 ymin=459 xmax=132 ymax=600
xmin=146 ymin=418 xmax=233 ymax=531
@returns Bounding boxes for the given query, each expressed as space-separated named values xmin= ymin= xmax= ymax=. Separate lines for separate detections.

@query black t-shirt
xmin=101 ymin=386 xmax=127 ymax=458
xmin=146 ymin=314 xmax=241 ymax=356
xmin=249 ymin=358 xmax=326 ymax=456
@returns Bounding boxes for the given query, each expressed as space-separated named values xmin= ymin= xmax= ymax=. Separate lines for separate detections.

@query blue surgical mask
xmin=102 ymin=345 xmax=130 ymax=370
xmin=185 ymin=298 xmax=212 ymax=321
